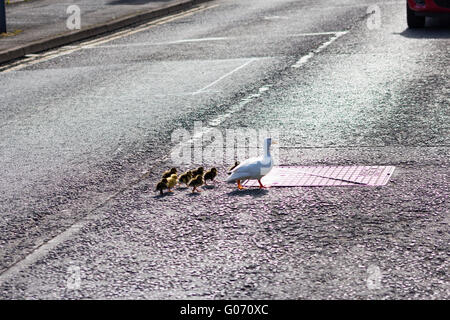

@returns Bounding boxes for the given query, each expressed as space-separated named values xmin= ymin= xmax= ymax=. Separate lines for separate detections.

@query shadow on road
xmin=397 ymin=27 xmax=450 ymax=39
xmin=108 ymin=0 xmax=173 ymax=5
xmin=396 ymin=17 xmax=450 ymax=38
xmin=153 ymin=192 xmax=175 ymax=199
xmin=227 ymin=188 xmax=269 ymax=198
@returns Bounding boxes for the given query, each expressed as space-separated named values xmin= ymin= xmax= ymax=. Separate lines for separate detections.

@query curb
xmin=0 ymin=0 xmax=212 ymax=65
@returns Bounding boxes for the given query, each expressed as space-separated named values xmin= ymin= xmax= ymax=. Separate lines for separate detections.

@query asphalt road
xmin=0 ymin=0 xmax=449 ymax=299
xmin=1 ymin=0 xmax=196 ymax=51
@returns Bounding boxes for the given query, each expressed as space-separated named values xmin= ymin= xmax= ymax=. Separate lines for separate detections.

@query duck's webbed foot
xmin=258 ymin=179 xmax=267 ymax=189
xmin=237 ymin=180 xmax=245 ymax=190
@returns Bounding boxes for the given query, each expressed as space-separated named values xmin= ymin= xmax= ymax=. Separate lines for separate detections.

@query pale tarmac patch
xmin=243 ymin=165 xmax=395 ymax=187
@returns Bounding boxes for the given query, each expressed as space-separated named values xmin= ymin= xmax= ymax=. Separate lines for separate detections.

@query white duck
xmin=226 ymin=137 xmax=275 ymax=190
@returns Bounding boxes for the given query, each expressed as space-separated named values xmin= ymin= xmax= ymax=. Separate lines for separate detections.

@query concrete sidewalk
xmin=0 ymin=0 xmax=211 ymax=64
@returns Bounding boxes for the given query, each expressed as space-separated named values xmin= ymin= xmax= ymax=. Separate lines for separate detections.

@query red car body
xmin=407 ymin=0 xmax=450 ymax=27
xmin=408 ymin=0 xmax=450 ymax=14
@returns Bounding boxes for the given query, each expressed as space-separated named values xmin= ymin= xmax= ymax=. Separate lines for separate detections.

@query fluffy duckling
xmin=188 ymin=175 xmax=204 ymax=193
xmin=178 ymin=171 xmax=192 ymax=186
xmin=162 ymin=167 xmax=177 ymax=179
xmin=204 ymin=168 xmax=217 ymax=185
xmin=191 ymin=166 xmax=204 ymax=177
xmin=155 ymin=178 xmax=168 ymax=195
xmin=166 ymin=174 xmax=178 ymax=192
xmin=227 ymin=161 xmax=240 ymax=174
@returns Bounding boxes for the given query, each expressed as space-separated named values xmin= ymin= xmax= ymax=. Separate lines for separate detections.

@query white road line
xmin=180 ymin=85 xmax=271 ymax=150
xmin=165 ymin=37 xmax=230 ymax=44
xmin=0 ymin=149 xmax=171 ymax=286
xmin=0 ymin=212 xmax=102 ymax=287
xmin=80 ymin=32 xmax=346 ymax=50
xmin=192 ymin=58 xmax=257 ymax=95
xmin=82 ymin=4 xmax=218 ymax=48
xmin=0 ymin=4 xmax=218 ymax=73
xmin=2 ymin=30 xmax=347 ymax=73
xmin=292 ymin=31 xmax=348 ymax=68
xmin=305 ymin=1 xmax=401 ymax=11
xmin=142 ymin=36 xmax=230 ymax=47
xmin=89 ymin=37 xmax=230 ymax=49
xmin=179 ymin=31 xmax=349 ymax=155
xmin=288 ymin=31 xmax=345 ymax=36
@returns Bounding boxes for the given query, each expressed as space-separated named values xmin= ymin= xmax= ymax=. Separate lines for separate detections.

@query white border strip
xmin=192 ymin=58 xmax=257 ymax=95
xmin=292 ymin=31 xmax=348 ymax=69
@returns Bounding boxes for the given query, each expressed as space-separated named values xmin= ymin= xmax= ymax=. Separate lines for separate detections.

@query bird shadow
xmin=226 ymin=188 xmax=269 ymax=198
xmin=153 ymin=192 xmax=175 ymax=199
xmin=202 ymin=185 xmax=216 ymax=190
xmin=186 ymin=192 xmax=202 ymax=197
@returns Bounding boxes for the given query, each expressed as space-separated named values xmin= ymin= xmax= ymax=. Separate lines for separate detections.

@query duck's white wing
xmin=226 ymin=157 xmax=263 ymax=182
xmin=228 ymin=157 xmax=258 ymax=172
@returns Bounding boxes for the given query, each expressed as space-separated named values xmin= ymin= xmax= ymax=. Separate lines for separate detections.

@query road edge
xmin=0 ymin=0 xmax=213 ymax=65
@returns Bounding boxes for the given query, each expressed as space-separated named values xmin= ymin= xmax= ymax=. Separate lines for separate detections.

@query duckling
xmin=178 ymin=171 xmax=192 ymax=186
xmin=155 ymin=178 xmax=168 ymax=195
xmin=162 ymin=167 xmax=177 ymax=179
xmin=227 ymin=161 xmax=240 ymax=175
xmin=188 ymin=174 xmax=204 ymax=193
xmin=166 ymin=174 xmax=178 ymax=192
xmin=191 ymin=166 xmax=204 ymax=177
xmin=203 ymin=167 xmax=217 ymax=185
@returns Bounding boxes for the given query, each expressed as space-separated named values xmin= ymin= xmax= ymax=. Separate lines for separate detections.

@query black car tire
xmin=407 ymin=2 xmax=426 ymax=28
